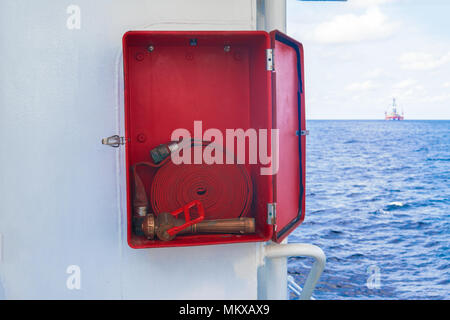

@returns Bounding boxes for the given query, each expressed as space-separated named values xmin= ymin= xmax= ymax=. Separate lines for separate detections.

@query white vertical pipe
xmin=258 ymin=254 xmax=288 ymax=299
xmin=256 ymin=0 xmax=287 ymax=300
xmin=263 ymin=0 xmax=286 ymax=32
xmin=256 ymin=0 xmax=266 ymax=30
xmin=257 ymin=238 xmax=289 ymax=300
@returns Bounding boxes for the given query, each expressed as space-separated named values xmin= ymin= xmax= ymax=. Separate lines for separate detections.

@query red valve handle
xmin=165 ymin=200 xmax=205 ymax=237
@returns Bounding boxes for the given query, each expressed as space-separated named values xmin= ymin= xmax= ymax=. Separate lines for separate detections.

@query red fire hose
xmin=132 ymin=142 xmax=253 ymax=220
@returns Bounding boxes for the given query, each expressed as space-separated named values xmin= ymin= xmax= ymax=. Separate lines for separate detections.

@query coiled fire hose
xmin=132 ymin=140 xmax=254 ymax=240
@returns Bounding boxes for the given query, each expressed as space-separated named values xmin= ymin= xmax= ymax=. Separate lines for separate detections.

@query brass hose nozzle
xmin=137 ymin=213 xmax=255 ymax=241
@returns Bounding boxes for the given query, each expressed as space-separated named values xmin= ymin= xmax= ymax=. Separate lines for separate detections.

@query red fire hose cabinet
xmin=123 ymin=30 xmax=306 ymax=248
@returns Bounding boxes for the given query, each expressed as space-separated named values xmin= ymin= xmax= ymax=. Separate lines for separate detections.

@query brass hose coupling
xmin=150 ymin=141 xmax=181 ymax=164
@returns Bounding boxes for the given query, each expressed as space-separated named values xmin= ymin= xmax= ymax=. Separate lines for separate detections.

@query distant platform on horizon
xmin=385 ymin=98 xmax=404 ymax=120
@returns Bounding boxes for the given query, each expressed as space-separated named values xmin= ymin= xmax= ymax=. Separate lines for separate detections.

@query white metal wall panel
xmin=0 ymin=0 xmax=260 ymax=299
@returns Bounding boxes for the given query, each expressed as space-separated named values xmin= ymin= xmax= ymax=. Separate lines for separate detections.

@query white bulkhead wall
xmin=0 ymin=0 xmax=282 ymax=299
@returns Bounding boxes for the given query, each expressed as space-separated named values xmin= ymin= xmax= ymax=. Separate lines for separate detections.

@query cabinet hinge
xmin=102 ymin=135 xmax=126 ymax=147
xmin=267 ymin=203 xmax=276 ymax=225
xmin=266 ymin=49 xmax=274 ymax=71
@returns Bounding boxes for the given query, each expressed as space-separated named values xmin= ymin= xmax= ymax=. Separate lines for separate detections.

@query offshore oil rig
xmin=385 ymin=98 xmax=404 ymax=120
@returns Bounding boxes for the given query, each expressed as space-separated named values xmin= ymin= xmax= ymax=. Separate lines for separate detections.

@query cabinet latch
xmin=267 ymin=203 xmax=276 ymax=225
xmin=266 ymin=49 xmax=274 ymax=71
xmin=102 ymin=135 xmax=126 ymax=147
xmin=296 ymin=130 xmax=309 ymax=136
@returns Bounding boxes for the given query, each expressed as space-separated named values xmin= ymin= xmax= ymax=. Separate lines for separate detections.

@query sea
xmin=288 ymin=120 xmax=450 ymax=300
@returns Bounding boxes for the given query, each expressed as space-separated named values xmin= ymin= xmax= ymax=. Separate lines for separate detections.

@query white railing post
xmin=261 ymin=243 xmax=326 ymax=300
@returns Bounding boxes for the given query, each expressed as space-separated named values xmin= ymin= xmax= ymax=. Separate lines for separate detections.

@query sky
xmin=287 ymin=0 xmax=450 ymax=119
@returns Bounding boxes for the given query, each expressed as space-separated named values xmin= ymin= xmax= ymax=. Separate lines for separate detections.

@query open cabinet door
xmin=270 ymin=30 xmax=306 ymax=243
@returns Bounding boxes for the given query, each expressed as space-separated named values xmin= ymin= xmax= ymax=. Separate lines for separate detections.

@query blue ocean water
xmin=288 ymin=120 xmax=450 ymax=300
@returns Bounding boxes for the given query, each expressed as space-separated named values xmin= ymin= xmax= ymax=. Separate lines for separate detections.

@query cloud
xmin=393 ymin=85 xmax=425 ymax=100
xmin=309 ymin=7 xmax=397 ymax=44
xmin=365 ymin=68 xmax=385 ymax=78
xmin=349 ymin=0 xmax=396 ymax=7
xmin=399 ymin=51 xmax=450 ymax=70
xmin=393 ymin=79 xmax=416 ymax=89
xmin=346 ymin=80 xmax=378 ymax=91
xmin=422 ymin=93 xmax=450 ymax=103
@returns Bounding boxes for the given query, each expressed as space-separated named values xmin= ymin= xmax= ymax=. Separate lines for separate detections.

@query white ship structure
xmin=0 ymin=0 xmax=325 ymax=300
